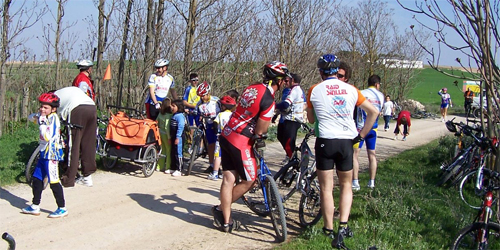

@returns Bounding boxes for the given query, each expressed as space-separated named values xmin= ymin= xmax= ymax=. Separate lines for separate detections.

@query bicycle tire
xmin=186 ymin=138 xmax=200 ymax=176
xmin=241 ymin=180 xmax=270 ymax=217
xmin=298 ymin=171 xmax=322 ymax=228
xmin=98 ymin=140 xmax=117 ymax=169
xmin=274 ymin=160 xmax=299 ymax=201
xmin=142 ymin=144 xmax=157 ymax=177
xmin=451 ymin=222 xmax=500 ymax=249
xmin=459 ymin=170 xmax=484 ymax=210
xmin=265 ymin=174 xmax=287 ymax=242
xmin=25 ymin=145 xmax=50 ymax=190
xmin=437 ymin=152 xmax=470 ymax=187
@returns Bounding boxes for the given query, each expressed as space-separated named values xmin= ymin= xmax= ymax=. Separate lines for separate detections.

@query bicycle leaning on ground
xmin=240 ymin=134 xmax=288 ymax=242
xmin=186 ymin=115 xmax=209 ymax=176
xmin=273 ymin=122 xmax=322 ymax=227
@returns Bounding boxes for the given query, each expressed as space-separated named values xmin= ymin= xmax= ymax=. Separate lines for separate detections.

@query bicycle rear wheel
xmin=299 ymin=170 xmax=322 ymax=228
xmin=241 ymin=180 xmax=270 ymax=217
xmin=451 ymin=222 xmax=500 ymax=249
xmin=274 ymin=159 xmax=299 ymax=202
xmin=265 ymin=174 xmax=287 ymax=242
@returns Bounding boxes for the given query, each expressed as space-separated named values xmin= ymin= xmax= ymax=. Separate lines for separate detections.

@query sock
xmin=339 ymin=221 xmax=348 ymax=228
xmin=368 ymin=180 xmax=375 ymax=186
xmin=352 ymin=179 xmax=359 ymax=186
xmin=31 ymin=204 xmax=40 ymax=209
xmin=212 ymin=170 xmax=218 ymax=176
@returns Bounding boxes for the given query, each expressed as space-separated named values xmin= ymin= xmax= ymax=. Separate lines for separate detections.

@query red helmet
xmin=196 ymin=81 xmax=211 ymax=96
xmin=38 ymin=92 xmax=60 ymax=107
xmin=263 ymin=61 xmax=291 ymax=79
xmin=220 ymin=95 xmax=236 ymax=106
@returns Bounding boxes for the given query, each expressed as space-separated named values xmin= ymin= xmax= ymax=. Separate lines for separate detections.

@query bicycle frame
xmin=255 ymin=148 xmax=273 ymax=211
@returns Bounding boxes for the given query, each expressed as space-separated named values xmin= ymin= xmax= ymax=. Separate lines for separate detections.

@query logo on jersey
xmin=331 ymin=96 xmax=346 ymax=109
xmin=240 ymin=87 xmax=258 ymax=108
xmin=326 ymin=84 xmax=347 ymax=95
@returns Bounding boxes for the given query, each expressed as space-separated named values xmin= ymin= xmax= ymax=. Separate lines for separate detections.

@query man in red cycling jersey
xmin=211 ymin=61 xmax=291 ymax=233
xmin=73 ymin=59 xmax=95 ymax=101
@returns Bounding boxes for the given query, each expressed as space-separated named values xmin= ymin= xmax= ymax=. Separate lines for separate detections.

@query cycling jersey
xmin=183 ymin=85 xmax=200 ymax=110
xmin=282 ymin=85 xmax=305 ymax=122
xmin=215 ymin=110 xmax=233 ymax=133
xmin=145 ymin=73 xmax=175 ymax=104
xmin=196 ymin=96 xmax=220 ymax=124
xmin=72 ymin=72 xmax=95 ymax=100
xmin=356 ymin=86 xmax=384 ymax=130
xmin=307 ymin=78 xmax=365 ymax=139
xmin=438 ymin=91 xmax=452 ymax=108
xmin=38 ymin=112 xmax=64 ymax=161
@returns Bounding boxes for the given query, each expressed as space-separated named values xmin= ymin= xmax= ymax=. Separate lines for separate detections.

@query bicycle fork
xmin=478 ymin=191 xmax=494 ymax=245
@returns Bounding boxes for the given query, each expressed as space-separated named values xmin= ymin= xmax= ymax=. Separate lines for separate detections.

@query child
xmin=170 ymin=99 xmax=187 ymax=177
xmin=156 ymin=98 xmax=172 ymax=173
xmin=208 ymin=95 xmax=237 ymax=180
xmin=195 ymin=81 xmax=220 ymax=174
xmin=22 ymin=92 xmax=67 ymax=218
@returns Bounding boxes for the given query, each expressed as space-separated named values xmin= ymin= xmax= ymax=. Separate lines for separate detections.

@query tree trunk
xmin=0 ymin=0 xmax=12 ymax=137
xmin=22 ymin=85 xmax=29 ymax=119
xmin=143 ymin=0 xmax=154 ymax=94
xmin=117 ymin=0 xmax=134 ymax=106
xmin=54 ymin=0 xmax=65 ymax=89
xmin=183 ymin=0 xmax=197 ymax=81
xmin=154 ymin=0 xmax=165 ymax=59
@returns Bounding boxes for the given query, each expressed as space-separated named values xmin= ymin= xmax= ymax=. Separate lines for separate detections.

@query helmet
xmin=196 ymin=81 xmax=211 ymax=96
xmin=220 ymin=95 xmax=236 ymax=106
xmin=443 ymin=88 xmax=448 ymax=91
xmin=317 ymin=54 xmax=340 ymax=74
xmin=445 ymin=120 xmax=457 ymax=133
xmin=154 ymin=58 xmax=169 ymax=68
xmin=76 ymin=59 xmax=93 ymax=69
xmin=263 ymin=61 xmax=291 ymax=79
xmin=38 ymin=92 xmax=60 ymax=107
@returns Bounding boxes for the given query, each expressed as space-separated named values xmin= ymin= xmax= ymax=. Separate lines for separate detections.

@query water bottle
xmin=28 ymin=113 xmax=40 ymax=123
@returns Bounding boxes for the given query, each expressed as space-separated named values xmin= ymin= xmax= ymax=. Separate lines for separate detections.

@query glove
xmin=450 ymin=104 xmax=453 ymax=108
xmin=155 ymin=103 xmax=161 ymax=109
xmin=352 ymin=134 xmax=364 ymax=145
xmin=38 ymin=115 xmax=47 ymax=125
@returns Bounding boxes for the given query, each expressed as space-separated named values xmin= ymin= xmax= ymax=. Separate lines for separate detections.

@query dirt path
xmin=0 ymin=116 xmax=463 ymax=250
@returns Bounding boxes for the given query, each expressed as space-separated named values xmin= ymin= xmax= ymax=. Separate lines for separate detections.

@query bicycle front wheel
xmin=299 ymin=171 xmax=322 ymax=228
xmin=265 ymin=174 xmax=287 ymax=242
xmin=26 ymin=146 xmax=42 ymax=187
xmin=186 ymin=139 xmax=200 ymax=176
xmin=451 ymin=222 xmax=500 ymax=249
xmin=241 ymin=179 xmax=269 ymax=217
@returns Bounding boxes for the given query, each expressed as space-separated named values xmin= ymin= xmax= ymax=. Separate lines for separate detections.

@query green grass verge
xmin=276 ymin=136 xmax=477 ymax=250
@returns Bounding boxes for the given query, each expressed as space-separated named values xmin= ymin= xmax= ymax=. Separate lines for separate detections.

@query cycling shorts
xmin=315 ymin=138 xmax=353 ymax=172
xmin=220 ymin=134 xmax=257 ymax=181
xmin=187 ymin=114 xmax=200 ymax=126
xmin=33 ymin=158 xmax=60 ymax=184
xmin=205 ymin=123 xmax=217 ymax=144
xmin=441 ymin=103 xmax=449 ymax=109
xmin=354 ymin=129 xmax=377 ymax=150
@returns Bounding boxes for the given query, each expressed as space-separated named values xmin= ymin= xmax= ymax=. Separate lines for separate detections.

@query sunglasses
xmin=337 ymin=73 xmax=345 ymax=79
xmin=191 ymin=79 xmax=199 ymax=82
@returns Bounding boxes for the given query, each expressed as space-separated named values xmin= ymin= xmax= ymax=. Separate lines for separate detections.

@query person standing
xmin=394 ymin=110 xmax=411 ymax=141
xmin=464 ymin=88 xmax=474 ymax=115
xmin=169 ymin=100 xmax=187 ymax=177
xmin=306 ymin=54 xmax=378 ymax=249
xmin=211 ymin=61 xmax=290 ymax=233
xmin=337 ymin=61 xmax=352 ymax=83
xmin=55 ymin=87 xmax=97 ymax=188
xmin=156 ymin=98 xmax=173 ymax=173
xmin=183 ymin=73 xmax=201 ymax=126
xmin=352 ymin=75 xmax=384 ymax=191
xmin=22 ymin=92 xmax=67 ymax=218
xmin=145 ymin=58 xmax=178 ymax=120
xmin=382 ymin=95 xmax=395 ymax=131
xmin=73 ymin=59 xmax=95 ymax=101
xmin=438 ymin=88 xmax=452 ymax=122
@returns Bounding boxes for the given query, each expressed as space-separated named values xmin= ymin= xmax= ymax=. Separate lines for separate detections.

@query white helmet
xmin=154 ymin=58 xmax=169 ymax=68
xmin=77 ymin=59 xmax=93 ymax=69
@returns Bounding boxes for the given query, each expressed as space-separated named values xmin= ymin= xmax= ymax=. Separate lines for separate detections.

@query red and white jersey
xmin=222 ymin=83 xmax=275 ymax=139
xmin=307 ymin=77 xmax=366 ymax=139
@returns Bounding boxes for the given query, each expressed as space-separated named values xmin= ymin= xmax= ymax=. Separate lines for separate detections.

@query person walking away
xmin=211 ymin=61 xmax=290 ymax=233
xmin=438 ymin=88 xmax=452 ymax=122
xmin=306 ymin=54 xmax=378 ymax=249
xmin=382 ymin=95 xmax=394 ymax=131
xmin=73 ymin=59 xmax=95 ymax=101
xmin=195 ymin=81 xmax=220 ymax=174
xmin=145 ymin=58 xmax=178 ymax=120
xmin=55 ymin=87 xmax=97 ymax=188
xmin=464 ymin=88 xmax=474 ymax=115
xmin=352 ymin=75 xmax=384 ymax=191
xmin=183 ymin=73 xmax=201 ymax=127
xmin=208 ymin=95 xmax=237 ymax=180
xmin=394 ymin=110 xmax=411 ymax=141
xmin=156 ymin=98 xmax=173 ymax=173
xmin=275 ymin=79 xmax=292 ymax=164
xmin=169 ymin=100 xmax=186 ymax=177
xmin=22 ymin=92 xmax=67 ymax=218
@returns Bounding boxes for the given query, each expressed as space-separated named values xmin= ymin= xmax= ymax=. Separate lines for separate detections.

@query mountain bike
xmin=273 ymin=122 xmax=322 ymax=227
xmin=186 ymin=121 xmax=208 ymax=176
xmin=2 ymin=232 xmax=15 ymax=250
xmin=411 ymin=109 xmax=437 ymax=119
xmin=240 ymin=135 xmax=287 ymax=242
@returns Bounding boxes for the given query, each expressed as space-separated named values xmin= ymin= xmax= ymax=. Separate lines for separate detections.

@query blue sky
xmin=15 ymin=0 xmax=466 ymax=67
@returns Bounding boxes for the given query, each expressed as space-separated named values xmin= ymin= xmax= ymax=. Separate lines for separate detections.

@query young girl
xmin=22 ymin=92 xmax=67 ymax=218
xmin=170 ymin=99 xmax=187 ymax=177
xmin=156 ymin=98 xmax=172 ymax=173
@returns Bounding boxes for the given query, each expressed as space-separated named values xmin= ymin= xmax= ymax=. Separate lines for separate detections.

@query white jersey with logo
xmin=147 ymin=73 xmax=175 ymax=102
xmin=215 ymin=110 xmax=233 ymax=133
xmin=196 ymin=96 xmax=220 ymax=124
xmin=356 ymin=86 xmax=384 ymax=130
xmin=283 ymin=85 xmax=305 ymax=122
xmin=307 ymin=78 xmax=366 ymax=139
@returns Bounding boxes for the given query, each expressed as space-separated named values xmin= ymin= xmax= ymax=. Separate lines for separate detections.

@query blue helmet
xmin=317 ymin=54 xmax=340 ymax=75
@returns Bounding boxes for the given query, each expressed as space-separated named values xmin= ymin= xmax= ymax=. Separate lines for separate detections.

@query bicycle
xmin=2 ymin=232 xmax=15 ymax=250
xmin=411 ymin=109 xmax=437 ymax=119
xmin=186 ymin=118 xmax=209 ymax=176
xmin=95 ymin=116 xmax=117 ymax=169
xmin=272 ymin=122 xmax=322 ymax=227
xmin=240 ymin=135 xmax=288 ymax=242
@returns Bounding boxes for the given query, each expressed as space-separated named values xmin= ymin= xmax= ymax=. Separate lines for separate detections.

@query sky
xmin=12 ymin=0 xmax=471 ymax=67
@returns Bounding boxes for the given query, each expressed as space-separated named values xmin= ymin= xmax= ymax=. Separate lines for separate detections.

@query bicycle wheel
xmin=186 ymin=137 xmax=200 ymax=176
xmin=459 ymin=170 xmax=488 ymax=210
xmin=437 ymin=152 xmax=469 ymax=187
xmin=241 ymin=180 xmax=270 ymax=217
xmin=97 ymin=139 xmax=117 ymax=169
xmin=451 ymin=222 xmax=500 ymax=249
xmin=142 ymin=144 xmax=157 ymax=177
xmin=274 ymin=159 xmax=299 ymax=202
xmin=25 ymin=146 xmax=41 ymax=187
xmin=265 ymin=174 xmax=287 ymax=242
xmin=299 ymin=170 xmax=322 ymax=228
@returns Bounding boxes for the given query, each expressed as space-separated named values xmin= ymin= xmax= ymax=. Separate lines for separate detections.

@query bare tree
xmin=117 ymin=0 xmax=134 ymax=106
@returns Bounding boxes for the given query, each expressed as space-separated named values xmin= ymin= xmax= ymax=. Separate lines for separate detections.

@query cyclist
xmin=145 ymin=58 xmax=178 ymax=120
xmin=183 ymin=72 xmax=201 ymax=127
xmin=22 ymin=92 xmax=67 ymax=218
xmin=73 ymin=59 xmax=95 ymax=100
xmin=464 ymin=88 xmax=474 ymax=114
xmin=306 ymin=54 xmax=378 ymax=249
xmin=438 ymin=87 xmax=452 ymax=122
xmin=352 ymin=75 xmax=384 ymax=191
xmin=195 ymin=81 xmax=220 ymax=174
xmin=337 ymin=61 xmax=352 ymax=83
xmin=212 ymin=61 xmax=291 ymax=233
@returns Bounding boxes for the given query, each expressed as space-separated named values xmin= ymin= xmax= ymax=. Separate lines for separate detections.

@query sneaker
xmin=332 ymin=226 xmax=353 ymax=249
xmin=76 ymin=175 xmax=93 ymax=187
xmin=442 ymin=119 xmax=445 ymax=123
xmin=323 ymin=227 xmax=335 ymax=239
xmin=393 ymin=136 xmax=398 ymax=140
xmin=21 ymin=205 xmax=40 ymax=216
xmin=164 ymin=169 xmax=173 ymax=174
xmin=218 ymin=169 xmax=223 ymax=179
xmin=367 ymin=183 xmax=375 ymax=189
xmin=352 ymin=183 xmax=360 ymax=191
xmin=171 ymin=170 xmax=182 ymax=177
xmin=222 ymin=219 xmax=241 ymax=233
xmin=207 ymin=173 xmax=219 ymax=181
xmin=211 ymin=205 xmax=224 ymax=228
xmin=203 ymin=166 xmax=214 ymax=173
xmin=402 ymin=136 xmax=407 ymax=141
xmin=384 ymin=128 xmax=388 ymax=131
xmin=48 ymin=207 xmax=68 ymax=218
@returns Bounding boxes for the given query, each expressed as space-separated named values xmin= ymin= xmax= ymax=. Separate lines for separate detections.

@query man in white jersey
xmin=145 ymin=58 xmax=178 ymax=120
xmin=352 ymin=75 xmax=385 ymax=191
xmin=306 ymin=54 xmax=378 ymax=249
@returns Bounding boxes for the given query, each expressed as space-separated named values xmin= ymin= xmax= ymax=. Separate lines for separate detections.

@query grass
xmin=276 ymin=136 xmax=477 ymax=250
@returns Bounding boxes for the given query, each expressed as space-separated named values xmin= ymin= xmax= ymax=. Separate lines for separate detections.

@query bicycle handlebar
xmin=2 ymin=232 xmax=15 ymax=250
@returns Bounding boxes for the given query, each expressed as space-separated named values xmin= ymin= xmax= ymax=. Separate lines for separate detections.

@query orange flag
xmin=103 ymin=63 xmax=111 ymax=80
